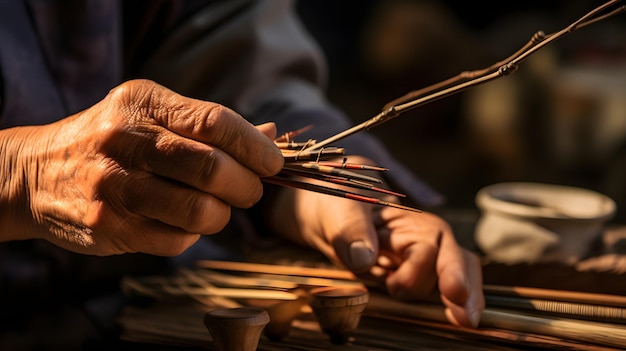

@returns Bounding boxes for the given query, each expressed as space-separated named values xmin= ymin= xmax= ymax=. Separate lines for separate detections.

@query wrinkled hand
xmin=269 ymin=157 xmax=484 ymax=328
xmin=0 ymin=79 xmax=284 ymax=256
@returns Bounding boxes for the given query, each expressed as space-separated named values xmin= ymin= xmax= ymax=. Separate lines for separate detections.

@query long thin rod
xmin=303 ymin=0 xmax=624 ymax=152
xmin=196 ymin=260 xmax=358 ymax=280
xmin=263 ymin=176 xmax=422 ymax=212
xmin=368 ymin=292 xmax=626 ymax=349
xmin=280 ymin=168 xmax=406 ymax=197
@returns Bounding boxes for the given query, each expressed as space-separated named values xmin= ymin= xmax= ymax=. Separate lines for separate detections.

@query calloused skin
xmin=0 ymin=79 xmax=484 ymax=328
xmin=269 ymin=155 xmax=485 ymax=328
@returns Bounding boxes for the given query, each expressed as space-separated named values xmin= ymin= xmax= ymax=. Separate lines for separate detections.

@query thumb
xmin=323 ymin=198 xmax=380 ymax=274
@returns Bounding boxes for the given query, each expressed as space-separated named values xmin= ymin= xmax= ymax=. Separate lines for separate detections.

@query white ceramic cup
xmin=475 ymin=182 xmax=616 ymax=265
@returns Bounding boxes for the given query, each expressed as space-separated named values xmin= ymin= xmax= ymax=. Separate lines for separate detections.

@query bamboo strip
xmin=263 ymin=176 xmax=421 ymax=212
xmin=121 ymin=275 xmax=298 ymax=301
xmin=168 ymin=270 xmax=243 ymax=309
xmin=486 ymin=295 xmax=626 ymax=323
xmin=367 ymin=293 xmax=626 ymax=349
xmin=363 ymin=312 xmax=623 ymax=351
xmin=161 ymin=285 xmax=297 ymax=301
xmin=254 ymin=273 xmax=364 ymax=288
xmin=484 ymin=284 xmax=626 ymax=307
xmin=193 ymin=269 xmax=299 ymax=290
xmin=196 ymin=260 xmax=358 ymax=280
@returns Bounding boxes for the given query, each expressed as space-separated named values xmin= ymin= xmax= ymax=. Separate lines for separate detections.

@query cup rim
xmin=475 ymin=182 xmax=616 ymax=221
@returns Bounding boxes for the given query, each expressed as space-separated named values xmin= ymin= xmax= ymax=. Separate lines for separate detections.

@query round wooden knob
xmin=262 ymin=294 xmax=309 ymax=341
xmin=308 ymin=286 xmax=369 ymax=344
xmin=203 ymin=307 xmax=270 ymax=351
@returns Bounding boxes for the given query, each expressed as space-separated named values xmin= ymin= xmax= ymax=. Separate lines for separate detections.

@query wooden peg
xmin=242 ymin=296 xmax=308 ymax=342
xmin=263 ymin=290 xmax=310 ymax=341
xmin=308 ymin=285 xmax=369 ymax=344
xmin=203 ymin=307 xmax=269 ymax=351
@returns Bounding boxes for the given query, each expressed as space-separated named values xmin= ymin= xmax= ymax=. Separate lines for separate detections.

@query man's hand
xmin=0 ymin=79 xmax=284 ymax=256
xmin=269 ymin=156 xmax=484 ymax=328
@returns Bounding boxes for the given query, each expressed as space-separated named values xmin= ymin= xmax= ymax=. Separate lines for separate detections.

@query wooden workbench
xmin=117 ymin=211 xmax=626 ymax=350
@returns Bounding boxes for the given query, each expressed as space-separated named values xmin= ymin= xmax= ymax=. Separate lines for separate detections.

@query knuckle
xmin=154 ymin=235 xmax=200 ymax=257
xmin=107 ymin=79 xmax=148 ymax=104
xmin=199 ymin=104 xmax=246 ymax=148
xmin=196 ymin=149 xmax=218 ymax=185
xmin=117 ymin=173 xmax=149 ymax=211
xmin=196 ymin=152 xmax=264 ymax=208
xmin=166 ymin=240 xmax=195 ymax=256
xmin=106 ymin=79 xmax=161 ymax=122
xmin=240 ymin=180 xmax=264 ymax=208
xmin=184 ymin=195 xmax=231 ymax=234
xmin=388 ymin=271 xmax=434 ymax=300
xmin=198 ymin=104 xmax=226 ymax=135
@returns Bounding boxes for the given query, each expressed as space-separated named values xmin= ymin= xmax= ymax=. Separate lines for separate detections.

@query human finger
xmin=439 ymin=245 xmax=485 ymax=328
xmin=310 ymin=195 xmax=380 ymax=274
xmin=105 ymin=131 xmax=265 ymax=208
xmin=256 ymin=122 xmax=278 ymax=140
xmin=376 ymin=210 xmax=441 ymax=300
xmin=103 ymin=168 xmax=232 ymax=235
xmin=107 ymin=79 xmax=284 ymax=176
xmin=100 ymin=216 xmax=202 ymax=257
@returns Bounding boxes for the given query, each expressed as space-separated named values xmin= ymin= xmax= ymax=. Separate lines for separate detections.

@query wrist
xmin=0 ymin=126 xmax=43 ymax=241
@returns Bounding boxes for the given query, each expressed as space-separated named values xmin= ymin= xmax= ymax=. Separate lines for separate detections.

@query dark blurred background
xmin=296 ymin=0 xmax=626 ymax=223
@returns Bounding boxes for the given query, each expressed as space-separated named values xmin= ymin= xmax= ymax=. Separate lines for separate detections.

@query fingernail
xmin=459 ymin=272 xmax=472 ymax=295
xmin=262 ymin=146 xmax=284 ymax=174
xmin=469 ymin=310 xmax=482 ymax=328
xmin=458 ymin=273 xmax=482 ymax=328
xmin=465 ymin=288 xmax=483 ymax=328
xmin=348 ymin=241 xmax=375 ymax=273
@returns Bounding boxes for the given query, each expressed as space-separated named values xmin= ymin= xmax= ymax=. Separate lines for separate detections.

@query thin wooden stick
xmin=121 ymin=274 xmax=299 ymax=301
xmin=483 ymin=284 xmax=626 ymax=307
xmin=196 ymin=260 xmax=358 ymax=281
xmin=316 ymin=160 xmax=389 ymax=172
xmin=296 ymin=163 xmax=383 ymax=184
xmin=175 ymin=269 xmax=243 ymax=308
xmin=254 ymin=273 xmax=365 ymax=288
xmin=363 ymin=311 xmax=623 ymax=351
xmin=302 ymin=0 xmax=625 ymax=152
xmin=322 ymin=177 xmax=406 ymax=198
xmin=281 ymin=147 xmax=345 ymax=161
xmin=485 ymin=295 xmax=626 ymax=323
xmin=283 ymin=164 xmax=382 ymax=184
xmin=192 ymin=269 xmax=299 ymax=290
xmin=263 ymin=176 xmax=422 ymax=212
xmin=274 ymin=141 xmax=316 ymax=149
xmin=274 ymin=124 xmax=313 ymax=142
xmin=279 ymin=168 xmax=406 ymax=198
xmin=367 ymin=293 xmax=626 ymax=349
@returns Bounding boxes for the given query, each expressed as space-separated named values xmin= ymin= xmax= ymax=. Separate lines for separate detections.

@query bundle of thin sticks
xmin=263 ymin=124 xmax=422 ymax=213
